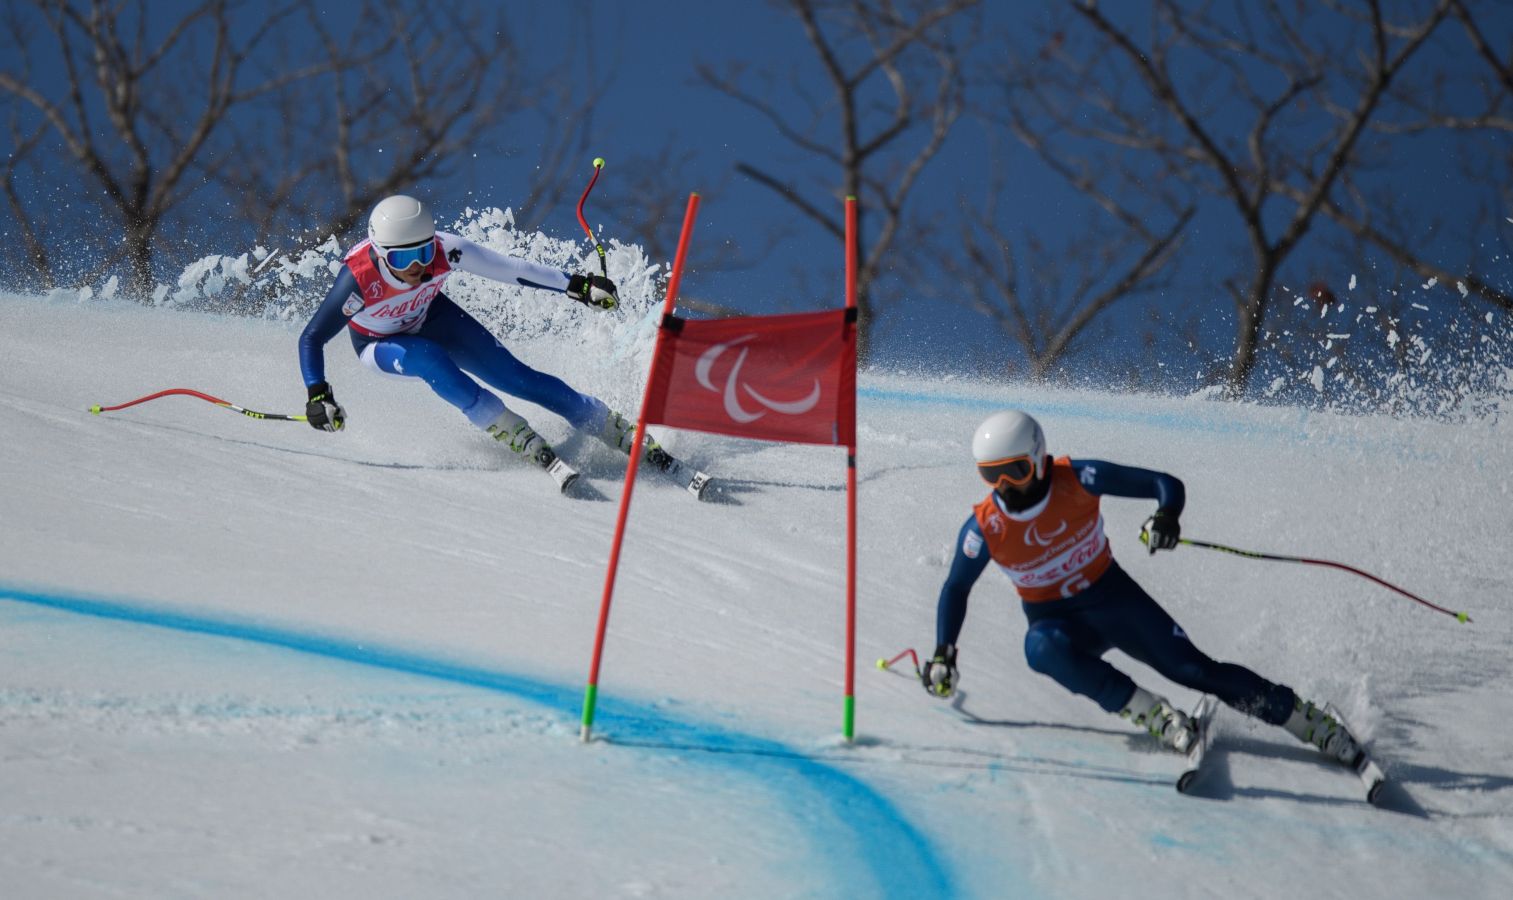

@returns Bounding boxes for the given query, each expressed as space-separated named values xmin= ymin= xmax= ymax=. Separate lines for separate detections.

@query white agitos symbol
xmin=1025 ymin=520 xmax=1068 ymax=547
xmin=695 ymin=335 xmax=822 ymax=423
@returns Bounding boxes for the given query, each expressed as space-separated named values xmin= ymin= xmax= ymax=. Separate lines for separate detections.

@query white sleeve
xmin=437 ymin=232 xmax=572 ymax=293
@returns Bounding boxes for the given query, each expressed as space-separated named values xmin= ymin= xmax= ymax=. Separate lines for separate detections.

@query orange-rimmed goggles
xmin=977 ymin=454 xmax=1037 ymax=490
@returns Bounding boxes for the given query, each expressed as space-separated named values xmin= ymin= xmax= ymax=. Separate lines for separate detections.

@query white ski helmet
xmin=972 ymin=409 xmax=1048 ymax=490
xmin=368 ymin=194 xmax=435 ymax=250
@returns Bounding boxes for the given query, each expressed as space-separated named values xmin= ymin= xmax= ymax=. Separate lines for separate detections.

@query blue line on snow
xmin=856 ymin=384 xmax=1448 ymax=462
xmin=0 ymin=582 xmax=958 ymax=898
xmin=858 ymin=384 xmax=1322 ymax=441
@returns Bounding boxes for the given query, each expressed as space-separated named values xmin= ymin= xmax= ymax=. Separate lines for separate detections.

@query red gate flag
xmin=642 ymin=308 xmax=857 ymax=446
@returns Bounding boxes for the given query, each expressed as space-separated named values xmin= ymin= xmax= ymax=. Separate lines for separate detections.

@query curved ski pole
xmin=1138 ymin=524 xmax=1470 ymax=623
xmin=876 ymin=648 xmax=921 ymax=676
xmin=575 ymin=156 xmax=609 ymax=278
xmin=89 ymin=388 xmax=307 ymax=422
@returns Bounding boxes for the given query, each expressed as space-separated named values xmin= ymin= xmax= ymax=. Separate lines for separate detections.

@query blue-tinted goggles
xmin=382 ymin=240 xmax=435 ymax=270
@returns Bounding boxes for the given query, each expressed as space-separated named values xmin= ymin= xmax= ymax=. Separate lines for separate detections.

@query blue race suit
xmin=936 ymin=458 xmax=1296 ymax=725
xmin=298 ymin=231 xmax=607 ymax=432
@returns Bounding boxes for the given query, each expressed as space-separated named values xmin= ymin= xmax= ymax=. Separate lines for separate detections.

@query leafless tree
xmin=939 ymin=106 xmax=1197 ymax=380
xmin=0 ymin=0 xmax=602 ymax=298
xmin=698 ymin=0 xmax=980 ymax=365
xmin=215 ymin=0 xmax=606 ymax=244
xmin=1001 ymin=0 xmax=1456 ymax=395
xmin=3 ymin=117 xmax=53 ymax=288
xmin=1290 ymin=0 xmax=1513 ymax=313
xmin=596 ymin=145 xmax=795 ymax=319
xmin=0 ymin=0 xmax=347 ymax=293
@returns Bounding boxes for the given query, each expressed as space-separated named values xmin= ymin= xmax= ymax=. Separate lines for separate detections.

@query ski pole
xmin=876 ymin=648 xmax=921 ymax=675
xmin=575 ymin=156 xmax=609 ymax=278
xmin=89 ymin=388 xmax=307 ymax=423
xmin=1138 ymin=524 xmax=1471 ymax=623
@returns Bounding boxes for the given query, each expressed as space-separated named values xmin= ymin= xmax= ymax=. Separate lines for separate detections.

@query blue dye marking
xmin=857 ymin=385 xmax=1289 ymax=436
xmin=0 ymin=581 xmax=959 ymax=898
xmin=856 ymin=384 xmax=1447 ymax=462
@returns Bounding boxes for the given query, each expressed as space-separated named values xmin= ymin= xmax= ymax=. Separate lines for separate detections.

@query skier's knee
xmin=1024 ymin=622 xmax=1072 ymax=675
xmin=397 ymin=340 xmax=448 ymax=378
xmin=378 ymin=338 xmax=447 ymax=379
xmin=1167 ymin=660 xmax=1209 ymax=687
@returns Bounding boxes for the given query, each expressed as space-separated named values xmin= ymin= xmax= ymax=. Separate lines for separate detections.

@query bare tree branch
xmin=1 ymin=0 xmax=604 ymax=298
xmin=701 ymin=0 xmax=980 ymax=365
xmin=1068 ymin=0 xmax=1454 ymax=392
xmin=1451 ymin=0 xmax=1513 ymax=93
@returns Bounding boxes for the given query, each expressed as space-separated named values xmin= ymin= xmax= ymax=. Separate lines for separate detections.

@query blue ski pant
xmin=1021 ymin=563 xmax=1295 ymax=725
xmin=351 ymin=295 xmax=604 ymax=431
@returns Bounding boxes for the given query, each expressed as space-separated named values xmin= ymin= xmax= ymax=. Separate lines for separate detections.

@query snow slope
xmin=2 ymin=291 xmax=1511 ymax=899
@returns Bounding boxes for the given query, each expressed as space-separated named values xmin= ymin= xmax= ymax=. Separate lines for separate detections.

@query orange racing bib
xmin=973 ymin=456 xmax=1112 ymax=602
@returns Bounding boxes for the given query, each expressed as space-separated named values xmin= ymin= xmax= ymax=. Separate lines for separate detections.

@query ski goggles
xmin=379 ymin=240 xmax=435 ymax=271
xmin=977 ymin=454 xmax=1038 ymax=490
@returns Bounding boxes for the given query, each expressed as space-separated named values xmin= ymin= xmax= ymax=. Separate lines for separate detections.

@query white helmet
xmin=368 ymin=194 xmax=435 ymax=250
xmin=972 ymin=409 xmax=1048 ymax=490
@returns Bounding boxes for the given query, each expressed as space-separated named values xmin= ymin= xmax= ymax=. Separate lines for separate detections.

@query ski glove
xmin=1143 ymin=509 xmax=1181 ymax=554
xmin=922 ymin=644 xmax=959 ymax=698
xmin=305 ymin=382 xmax=346 ymax=432
xmin=566 ymin=273 xmax=619 ymax=310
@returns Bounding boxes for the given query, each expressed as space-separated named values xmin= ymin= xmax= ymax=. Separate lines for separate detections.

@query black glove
xmin=305 ymin=382 xmax=345 ymax=432
xmin=1143 ymin=509 xmax=1181 ymax=554
xmin=566 ymin=273 xmax=619 ymax=310
xmin=921 ymin=644 xmax=959 ymax=698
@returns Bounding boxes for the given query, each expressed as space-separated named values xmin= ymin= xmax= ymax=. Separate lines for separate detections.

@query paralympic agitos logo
xmin=694 ymin=335 xmax=822 ymax=424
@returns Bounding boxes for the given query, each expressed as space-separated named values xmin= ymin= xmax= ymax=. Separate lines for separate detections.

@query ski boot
xmin=1121 ymin=686 xmax=1196 ymax=753
xmin=598 ymin=409 xmax=712 ymax=500
xmin=487 ymin=409 xmax=578 ymax=493
xmin=1284 ymin=698 xmax=1364 ymax=767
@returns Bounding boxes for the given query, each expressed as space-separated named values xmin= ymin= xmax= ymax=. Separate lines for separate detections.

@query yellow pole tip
xmin=593 ymin=157 xmax=605 ymax=168
xmin=88 ymin=406 xmax=102 ymax=414
xmin=875 ymin=658 xmax=888 ymax=670
xmin=1458 ymin=612 xmax=1470 ymax=623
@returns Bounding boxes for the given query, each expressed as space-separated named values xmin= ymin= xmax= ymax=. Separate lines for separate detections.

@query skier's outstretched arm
xmin=296 ymin=266 xmax=359 ymax=432
xmin=925 ymin=515 xmax=991 ymax=697
xmin=443 ymin=233 xmax=571 ymax=292
xmin=299 ymin=265 xmax=360 ymax=388
xmin=441 ymin=233 xmax=619 ymax=309
xmin=1071 ymin=458 xmax=1185 ymax=552
xmin=938 ymin=514 xmax=990 ymax=646
xmin=1069 ymin=458 xmax=1184 ymax=510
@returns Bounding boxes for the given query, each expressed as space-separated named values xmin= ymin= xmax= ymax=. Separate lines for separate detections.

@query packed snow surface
xmin=2 ymin=292 xmax=1510 ymax=899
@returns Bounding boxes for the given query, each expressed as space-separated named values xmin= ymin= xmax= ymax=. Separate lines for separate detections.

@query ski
xmin=1326 ymin=703 xmax=1387 ymax=805
xmin=684 ymin=469 xmax=714 ymax=500
xmin=545 ymin=456 xmax=580 ymax=494
xmin=1176 ymin=694 xmax=1219 ymax=794
xmin=645 ymin=445 xmax=714 ymax=500
xmin=1352 ymin=751 xmax=1388 ymax=806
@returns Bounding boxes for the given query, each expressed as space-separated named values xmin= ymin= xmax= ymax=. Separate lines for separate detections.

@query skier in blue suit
xmin=297 ymin=194 xmax=683 ymax=493
xmin=923 ymin=409 xmax=1368 ymax=768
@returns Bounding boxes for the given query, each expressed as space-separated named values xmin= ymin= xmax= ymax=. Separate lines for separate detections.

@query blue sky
xmin=373 ymin=1 xmax=1513 ymax=385
xmin=7 ymin=0 xmax=1511 ymax=392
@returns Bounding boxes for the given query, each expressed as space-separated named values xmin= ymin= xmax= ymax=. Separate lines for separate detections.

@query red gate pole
xmin=580 ymin=193 xmax=703 ymax=743
xmin=842 ymin=195 xmax=859 ymax=742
